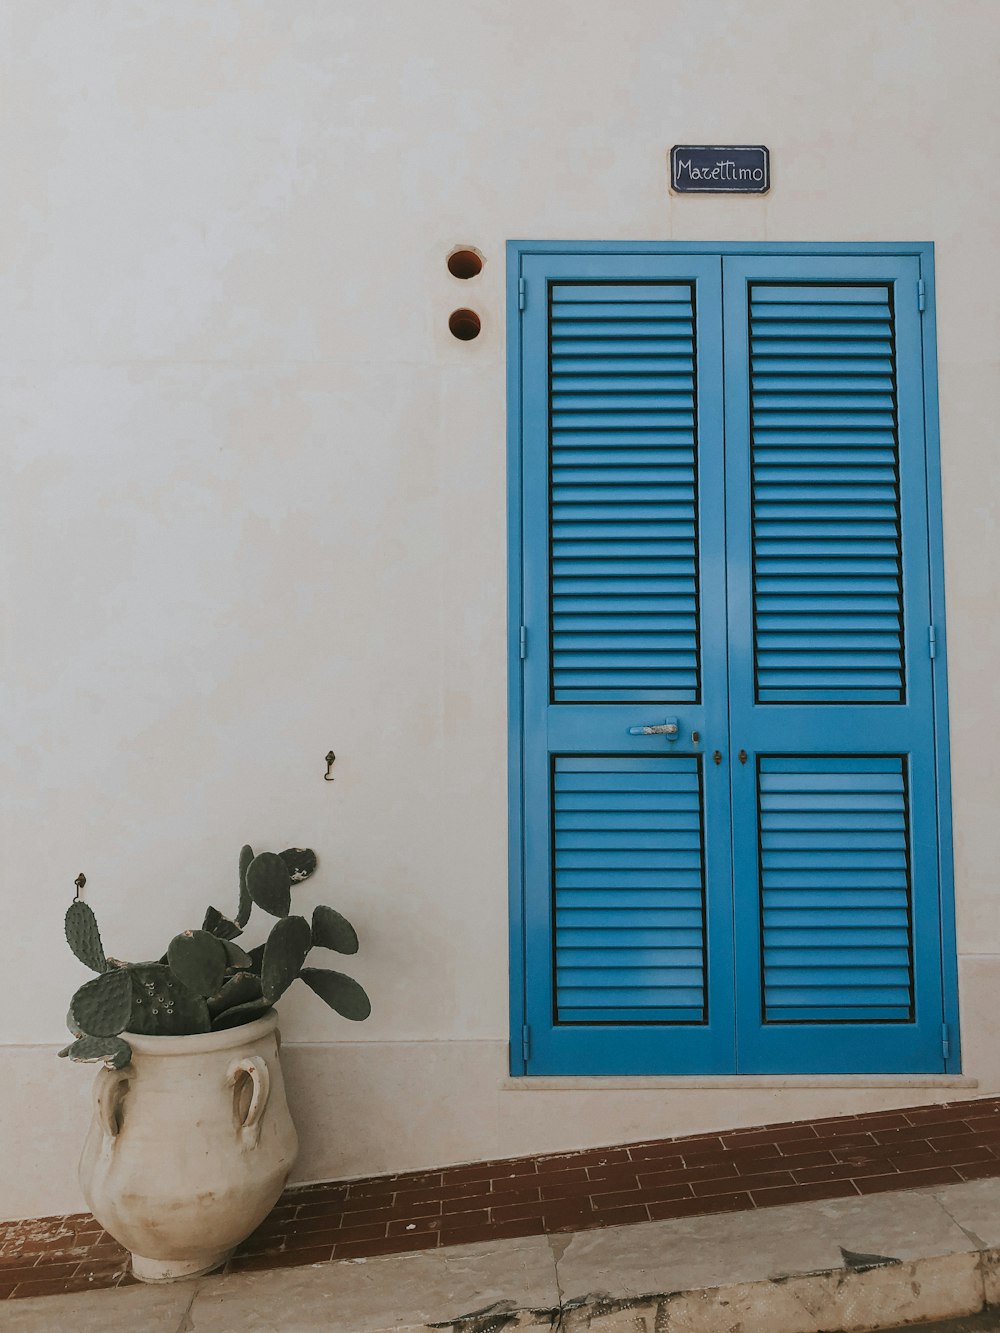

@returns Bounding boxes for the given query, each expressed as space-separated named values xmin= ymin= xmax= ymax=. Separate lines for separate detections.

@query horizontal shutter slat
xmin=554 ymin=757 xmax=706 ymax=1023
xmin=750 ymin=283 xmax=904 ymax=704
xmin=759 ymin=755 xmax=914 ymax=1023
xmin=551 ymin=282 xmax=700 ymax=702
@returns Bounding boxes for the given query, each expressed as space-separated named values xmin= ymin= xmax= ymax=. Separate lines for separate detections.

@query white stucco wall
xmin=3 ymin=0 xmax=999 ymax=1219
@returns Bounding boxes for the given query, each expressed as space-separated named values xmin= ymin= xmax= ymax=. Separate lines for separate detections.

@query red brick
xmin=289 ymin=1222 xmax=386 ymax=1249
xmin=229 ymin=1245 xmax=333 ymax=1272
xmin=793 ymin=1161 xmax=897 ymax=1185
xmin=537 ymin=1146 xmax=631 ymax=1170
xmin=720 ymin=1125 xmax=818 ymax=1150
xmin=855 ymin=1166 xmax=963 ymax=1194
xmin=0 ymin=1262 xmax=80 ymax=1284
xmin=927 ymin=1130 xmax=1000 ymax=1153
xmin=445 ymin=1160 xmax=538 ymax=1185
xmin=539 ymin=1178 xmax=607 ymax=1202
xmin=752 ymin=1180 xmax=859 ymax=1209
xmin=386 ymin=1215 xmax=444 ymax=1238
xmin=638 ymin=1160 xmax=741 ymax=1189
xmin=477 ymin=1185 xmax=542 ymax=1210
xmin=491 ymin=1200 xmax=548 ymax=1224
xmin=630 ymin=1136 xmax=722 ymax=1160
xmin=647 ymin=1192 xmax=753 ymax=1221
xmin=543 ymin=1206 xmax=597 ymax=1234
xmin=871 ymin=1120 xmax=974 ymax=1146
xmin=394 ymin=1180 xmax=492 ymax=1208
xmin=438 ymin=1195 xmax=498 ymax=1218
xmin=585 ymin=1164 xmax=642 ymax=1186
xmin=692 ymin=1170 xmax=795 ymax=1198
xmin=290 ymin=1185 xmax=349 ymax=1207
xmin=588 ymin=1203 xmax=649 ymax=1228
xmin=531 ymin=1167 xmax=590 ymax=1189
xmin=902 ymin=1103 xmax=980 ymax=1125
xmin=683 ymin=1144 xmax=783 ymax=1169
xmin=956 ymin=1161 xmax=1000 ymax=1183
xmin=439 ymin=1218 xmax=541 ymax=1248
xmin=889 ymin=1145 xmax=999 ymax=1173
xmin=11 ymin=1274 xmax=115 ymax=1297
xmin=768 ymin=1150 xmax=837 ymax=1171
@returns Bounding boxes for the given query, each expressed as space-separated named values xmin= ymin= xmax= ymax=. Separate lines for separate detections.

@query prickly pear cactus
xmin=262 ymin=916 xmax=312 ymax=1004
xmin=167 ymin=929 xmax=228 ymax=997
xmin=128 ymin=963 xmax=211 ymax=1036
xmin=65 ymin=901 xmax=107 ymax=973
xmin=59 ymin=1034 xmax=132 ymax=1069
xmin=70 ymin=967 xmax=132 ymax=1037
xmin=60 ymin=842 xmax=371 ymax=1059
xmin=246 ymin=852 xmax=292 ymax=917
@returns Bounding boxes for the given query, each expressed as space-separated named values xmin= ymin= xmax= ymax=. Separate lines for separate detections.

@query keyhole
xmin=713 ymin=750 xmax=722 ymax=765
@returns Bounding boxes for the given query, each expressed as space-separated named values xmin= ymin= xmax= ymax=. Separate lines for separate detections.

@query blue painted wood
xmin=724 ymin=253 xmax=945 ymax=1073
xmin=518 ymin=252 xmax=734 ymax=1075
xmin=508 ymin=242 xmax=958 ymax=1077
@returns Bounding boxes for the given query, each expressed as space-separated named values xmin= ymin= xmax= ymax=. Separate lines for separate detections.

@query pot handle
xmin=228 ymin=1056 xmax=270 ymax=1150
xmin=94 ymin=1066 xmax=130 ymax=1146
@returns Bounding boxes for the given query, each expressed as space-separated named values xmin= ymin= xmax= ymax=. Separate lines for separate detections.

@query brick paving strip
xmin=3 ymin=1095 xmax=1000 ymax=1300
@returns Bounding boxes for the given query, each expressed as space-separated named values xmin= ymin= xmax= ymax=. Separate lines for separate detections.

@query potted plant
xmin=60 ymin=844 xmax=370 ymax=1283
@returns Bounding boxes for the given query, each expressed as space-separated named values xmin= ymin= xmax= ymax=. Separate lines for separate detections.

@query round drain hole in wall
xmin=447 ymin=248 xmax=484 ymax=279
xmin=449 ymin=309 xmax=481 ymax=341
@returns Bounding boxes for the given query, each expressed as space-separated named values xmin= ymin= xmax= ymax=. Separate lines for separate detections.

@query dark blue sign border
xmin=670 ymin=145 xmax=770 ymax=194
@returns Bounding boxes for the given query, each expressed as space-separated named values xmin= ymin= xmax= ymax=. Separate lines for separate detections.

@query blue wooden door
xmin=511 ymin=245 xmax=954 ymax=1076
xmin=723 ymin=254 xmax=947 ymax=1072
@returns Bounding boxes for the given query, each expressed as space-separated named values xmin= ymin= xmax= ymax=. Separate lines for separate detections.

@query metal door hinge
xmin=928 ymin=624 xmax=937 ymax=659
xmin=917 ymin=278 xmax=926 ymax=312
xmin=942 ymin=1022 xmax=951 ymax=1061
xmin=518 ymin=277 xmax=526 ymax=311
xmin=519 ymin=625 xmax=528 ymax=659
xmin=522 ymin=1024 xmax=531 ymax=1061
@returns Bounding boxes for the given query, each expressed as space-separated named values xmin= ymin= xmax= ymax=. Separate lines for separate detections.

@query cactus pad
xmin=280 ymin=847 xmax=317 ymax=884
xmin=311 ymin=904 xmax=359 ymax=955
xmin=246 ymin=852 xmax=291 ymax=917
xmin=262 ymin=915 xmax=312 ymax=1004
xmin=236 ymin=844 xmax=254 ymax=928
xmin=59 ymin=1034 xmax=132 ymax=1069
xmin=128 ymin=963 xmax=211 ymax=1035
xmin=202 ymin=905 xmax=241 ymax=941
xmin=65 ymin=900 xmax=107 ymax=973
xmin=221 ymin=938 xmax=253 ymax=970
xmin=210 ymin=999 xmax=271 ymax=1031
xmin=167 ymin=929 xmax=228 ymax=997
xmin=300 ymin=967 xmax=371 ymax=1021
xmin=207 ymin=970 xmax=263 ymax=1018
xmin=71 ymin=967 xmax=133 ymax=1037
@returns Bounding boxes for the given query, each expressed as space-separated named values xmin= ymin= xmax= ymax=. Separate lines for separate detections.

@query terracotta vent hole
xmin=449 ymin=309 xmax=481 ymax=341
xmin=447 ymin=248 xmax=484 ymax=279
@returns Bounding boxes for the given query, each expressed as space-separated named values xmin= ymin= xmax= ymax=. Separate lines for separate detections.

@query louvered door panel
xmin=750 ymin=285 xmax=905 ymax=703
xmin=758 ymin=756 xmax=913 ymax=1021
xmin=550 ymin=284 xmax=700 ymax=702
xmin=554 ymin=756 xmax=707 ymax=1022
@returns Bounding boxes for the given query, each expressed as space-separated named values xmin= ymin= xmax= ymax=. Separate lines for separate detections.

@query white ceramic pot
xmin=79 ymin=1009 xmax=298 ymax=1282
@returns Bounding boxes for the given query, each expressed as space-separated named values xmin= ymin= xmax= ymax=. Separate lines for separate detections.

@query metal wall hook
xmin=74 ymin=873 xmax=86 ymax=900
xmin=324 ymin=751 xmax=336 ymax=781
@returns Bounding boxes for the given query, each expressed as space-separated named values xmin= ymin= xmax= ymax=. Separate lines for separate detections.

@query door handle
xmin=628 ymin=719 xmax=679 ymax=738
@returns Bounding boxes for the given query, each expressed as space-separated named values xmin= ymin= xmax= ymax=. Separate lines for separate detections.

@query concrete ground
xmin=2 ymin=1176 xmax=999 ymax=1332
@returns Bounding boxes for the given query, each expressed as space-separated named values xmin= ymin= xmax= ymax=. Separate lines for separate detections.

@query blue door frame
xmin=507 ymin=241 xmax=959 ymax=1077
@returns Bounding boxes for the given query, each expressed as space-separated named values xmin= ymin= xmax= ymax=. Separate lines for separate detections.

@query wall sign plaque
xmin=670 ymin=145 xmax=770 ymax=194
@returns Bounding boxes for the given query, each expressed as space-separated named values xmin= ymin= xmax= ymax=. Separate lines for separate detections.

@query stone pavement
xmin=2 ymin=1175 xmax=999 ymax=1332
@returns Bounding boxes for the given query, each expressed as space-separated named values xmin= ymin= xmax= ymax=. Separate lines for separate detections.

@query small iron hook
xmin=74 ymin=873 xmax=86 ymax=901
xmin=324 ymin=751 xmax=336 ymax=781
